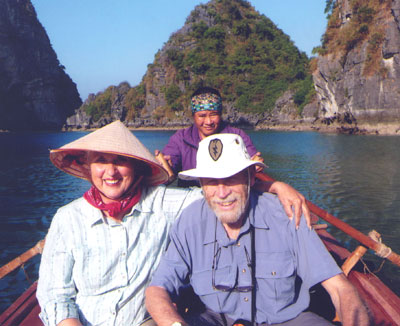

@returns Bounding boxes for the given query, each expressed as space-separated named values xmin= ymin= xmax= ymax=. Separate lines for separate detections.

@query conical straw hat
xmin=50 ymin=120 xmax=168 ymax=186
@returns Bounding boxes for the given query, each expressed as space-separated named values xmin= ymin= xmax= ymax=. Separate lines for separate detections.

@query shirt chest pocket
xmin=191 ymin=266 xmax=234 ymax=313
xmin=255 ymin=251 xmax=296 ymax=308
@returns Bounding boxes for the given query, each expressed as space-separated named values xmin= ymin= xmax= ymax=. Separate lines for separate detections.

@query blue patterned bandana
xmin=191 ymin=92 xmax=222 ymax=113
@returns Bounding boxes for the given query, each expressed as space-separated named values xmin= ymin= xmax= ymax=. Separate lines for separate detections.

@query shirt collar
xmin=203 ymin=215 xmax=237 ymax=247
xmin=85 ymin=194 xmax=149 ymax=227
xmin=203 ymin=204 xmax=218 ymax=245
xmin=248 ymin=191 xmax=270 ymax=230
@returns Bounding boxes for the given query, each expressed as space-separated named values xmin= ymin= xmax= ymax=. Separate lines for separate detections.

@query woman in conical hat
xmin=49 ymin=120 xmax=169 ymax=220
xmin=50 ymin=120 xmax=169 ymax=187
xmin=37 ymin=121 xmax=309 ymax=326
xmin=37 ymin=120 xmax=204 ymax=326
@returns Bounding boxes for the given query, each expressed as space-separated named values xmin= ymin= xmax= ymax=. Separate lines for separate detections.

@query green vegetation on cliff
xmin=317 ymin=0 xmax=390 ymax=76
xmin=83 ymin=0 xmax=314 ymax=123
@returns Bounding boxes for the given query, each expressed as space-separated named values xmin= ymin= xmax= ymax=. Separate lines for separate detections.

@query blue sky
xmin=31 ymin=0 xmax=327 ymax=101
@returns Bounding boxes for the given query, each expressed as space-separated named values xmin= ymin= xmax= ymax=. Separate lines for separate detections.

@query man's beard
xmin=206 ymin=185 xmax=249 ymax=225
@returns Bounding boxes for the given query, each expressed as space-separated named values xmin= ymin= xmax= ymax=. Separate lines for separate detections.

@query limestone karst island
xmin=1 ymin=0 xmax=400 ymax=135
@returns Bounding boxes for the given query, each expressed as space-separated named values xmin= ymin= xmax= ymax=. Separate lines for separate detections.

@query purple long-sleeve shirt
xmin=162 ymin=122 xmax=258 ymax=187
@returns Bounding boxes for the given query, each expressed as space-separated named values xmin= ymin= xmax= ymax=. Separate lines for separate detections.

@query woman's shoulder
xmin=56 ymin=196 xmax=90 ymax=213
xmin=52 ymin=197 xmax=100 ymax=225
xmin=139 ymin=185 xmax=171 ymax=211
xmin=142 ymin=185 xmax=199 ymax=206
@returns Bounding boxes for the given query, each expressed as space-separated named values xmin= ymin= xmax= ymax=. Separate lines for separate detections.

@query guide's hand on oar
xmin=269 ymin=181 xmax=311 ymax=229
xmin=154 ymin=150 xmax=173 ymax=168
xmin=251 ymin=152 xmax=264 ymax=173
xmin=154 ymin=150 xmax=176 ymax=184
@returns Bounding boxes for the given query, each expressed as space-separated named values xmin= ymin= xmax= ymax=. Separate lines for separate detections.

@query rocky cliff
xmin=0 ymin=0 xmax=81 ymax=131
xmin=65 ymin=0 xmax=312 ymax=130
xmin=313 ymin=0 xmax=400 ymax=134
xmin=66 ymin=0 xmax=400 ymax=135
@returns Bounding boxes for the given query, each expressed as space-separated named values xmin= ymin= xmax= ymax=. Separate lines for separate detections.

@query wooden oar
xmin=0 ymin=239 xmax=45 ymax=279
xmin=154 ymin=150 xmax=176 ymax=184
xmin=256 ymin=172 xmax=400 ymax=268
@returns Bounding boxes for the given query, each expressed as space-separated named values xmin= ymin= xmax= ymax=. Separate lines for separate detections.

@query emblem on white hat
xmin=179 ymin=133 xmax=266 ymax=180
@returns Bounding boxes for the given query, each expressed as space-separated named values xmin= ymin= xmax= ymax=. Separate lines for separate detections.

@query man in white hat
xmin=37 ymin=122 xmax=310 ymax=326
xmin=145 ymin=134 xmax=370 ymax=326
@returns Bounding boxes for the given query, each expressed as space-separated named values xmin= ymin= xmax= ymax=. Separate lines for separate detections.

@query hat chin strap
xmin=245 ymin=167 xmax=252 ymax=210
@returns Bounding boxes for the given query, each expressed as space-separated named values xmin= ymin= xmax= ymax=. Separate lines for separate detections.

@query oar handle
xmin=154 ymin=150 xmax=175 ymax=182
xmin=255 ymin=172 xmax=400 ymax=268
xmin=0 ymin=239 xmax=45 ymax=279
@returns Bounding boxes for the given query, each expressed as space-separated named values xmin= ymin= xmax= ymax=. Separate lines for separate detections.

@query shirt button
xmin=122 ymin=252 xmax=126 ymax=256
xmin=271 ymin=271 xmax=276 ymax=276
xmin=237 ymin=242 xmax=241 ymax=246
xmin=242 ymin=269 xmax=246 ymax=273
xmin=244 ymin=297 xmax=249 ymax=302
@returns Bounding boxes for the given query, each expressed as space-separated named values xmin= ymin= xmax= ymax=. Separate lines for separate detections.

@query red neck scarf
xmin=84 ymin=185 xmax=142 ymax=218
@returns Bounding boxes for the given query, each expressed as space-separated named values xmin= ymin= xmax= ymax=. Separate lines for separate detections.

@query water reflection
xmin=250 ymin=130 xmax=400 ymax=294
xmin=1 ymin=130 xmax=400 ymax=312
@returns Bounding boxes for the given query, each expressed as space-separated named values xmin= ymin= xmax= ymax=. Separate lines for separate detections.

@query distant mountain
xmin=4 ymin=0 xmax=399 ymax=134
xmin=0 ymin=0 xmax=81 ymax=131
xmin=313 ymin=0 xmax=400 ymax=134
xmin=66 ymin=0 xmax=313 ymax=129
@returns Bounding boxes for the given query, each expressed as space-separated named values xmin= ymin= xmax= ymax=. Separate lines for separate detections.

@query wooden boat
xmin=1 ymin=173 xmax=400 ymax=326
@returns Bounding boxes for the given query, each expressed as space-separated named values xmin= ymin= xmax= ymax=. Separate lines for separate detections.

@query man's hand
xmin=268 ymin=181 xmax=311 ymax=229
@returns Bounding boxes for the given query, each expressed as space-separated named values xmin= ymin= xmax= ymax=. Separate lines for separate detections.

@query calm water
xmin=0 ymin=130 xmax=400 ymax=313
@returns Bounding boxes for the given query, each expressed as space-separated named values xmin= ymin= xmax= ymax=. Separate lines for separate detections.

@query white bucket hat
xmin=179 ymin=133 xmax=266 ymax=180
xmin=50 ymin=120 xmax=168 ymax=186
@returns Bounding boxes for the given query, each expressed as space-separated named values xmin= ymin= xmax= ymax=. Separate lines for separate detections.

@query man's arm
xmin=322 ymin=273 xmax=371 ymax=326
xmin=145 ymin=286 xmax=188 ymax=326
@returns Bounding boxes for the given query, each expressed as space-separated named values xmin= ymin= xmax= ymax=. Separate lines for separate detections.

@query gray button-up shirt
xmin=150 ymin=191 xmax=342 ymax=324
